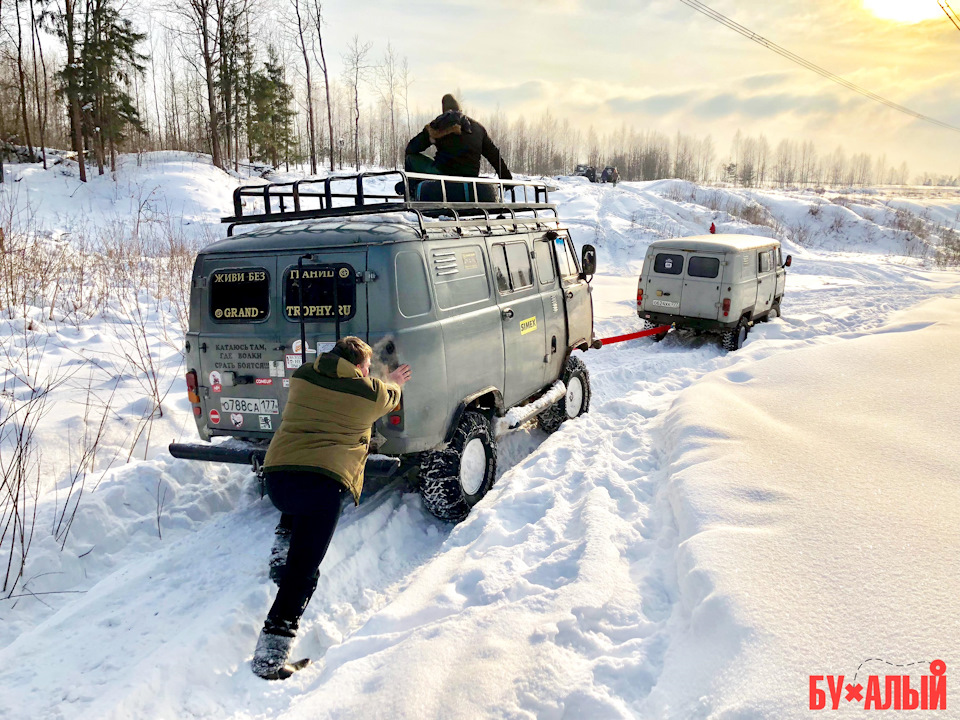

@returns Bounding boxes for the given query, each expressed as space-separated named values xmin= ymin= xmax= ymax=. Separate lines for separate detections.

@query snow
xmin=2 ymin=155 xmax=960 ymax=718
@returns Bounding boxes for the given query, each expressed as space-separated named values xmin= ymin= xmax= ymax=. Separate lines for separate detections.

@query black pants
xmin=263 ymin=470 xmax=344 ymax=636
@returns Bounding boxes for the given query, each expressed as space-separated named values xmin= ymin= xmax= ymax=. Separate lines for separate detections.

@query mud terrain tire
xmin=721 ymin=317 xmax=749 ymax=351
xmin=418 ymin=411 xmax=497 ymax=522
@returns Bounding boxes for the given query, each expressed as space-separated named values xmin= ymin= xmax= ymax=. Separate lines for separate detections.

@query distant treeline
xmin=1 ymin=0 xmax=957 ymax=188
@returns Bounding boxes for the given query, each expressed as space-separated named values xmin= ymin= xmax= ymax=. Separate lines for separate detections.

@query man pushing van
xmin=251 ymin=336 xmax=411 ymax=680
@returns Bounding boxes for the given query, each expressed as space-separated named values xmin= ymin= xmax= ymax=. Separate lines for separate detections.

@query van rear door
xmin=680 ymin=253 xmax=724 ymax=319
xmin=198 ymin=256 xmax=282 ymax=436
xmin=643 ymin=249 xmax=685 ymax=314
xmin=275 ymin=250 xmax=369 ymax=367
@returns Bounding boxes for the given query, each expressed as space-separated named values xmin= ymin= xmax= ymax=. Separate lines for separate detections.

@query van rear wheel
xmin=643 ymin=319 xmax=668 ymax=342
xmin=721 ymin=318 xmax=749 ymax=352
xmin=418 ymin=411 xmax=497 ymax=522
xmin=538 ymin=355 xmax=591 ymax=433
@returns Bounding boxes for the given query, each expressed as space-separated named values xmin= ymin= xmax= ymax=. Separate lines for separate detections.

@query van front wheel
xmin=418 ymin=411 xmax=497 ymax=522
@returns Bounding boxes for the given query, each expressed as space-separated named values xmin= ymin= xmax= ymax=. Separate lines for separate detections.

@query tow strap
xmin=596 ymin=324 xmax=671 ymax=347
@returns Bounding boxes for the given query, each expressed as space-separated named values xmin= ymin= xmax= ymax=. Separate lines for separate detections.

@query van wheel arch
xmin=446 ymin=388 xmax=504 ymax=443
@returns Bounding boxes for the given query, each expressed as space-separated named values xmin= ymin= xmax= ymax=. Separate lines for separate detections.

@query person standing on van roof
xmin=402 ymin=93 xmax=512 ymax=200
xmin=251 ymin=336 xmax=411 ymax=680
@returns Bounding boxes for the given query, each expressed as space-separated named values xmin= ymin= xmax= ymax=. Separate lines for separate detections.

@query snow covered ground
xmin=1 ymin=155 xmax=959 ymax=718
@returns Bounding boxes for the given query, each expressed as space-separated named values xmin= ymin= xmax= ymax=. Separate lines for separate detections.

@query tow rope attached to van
xmin=596 ymin=324 xmax=672 ymax=346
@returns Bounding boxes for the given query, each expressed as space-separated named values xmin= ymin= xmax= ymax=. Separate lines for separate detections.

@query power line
xmin=940 ymin=0 xmax=960 ymax=32
xmin=676 ymin=0 xmax=960 ymax=134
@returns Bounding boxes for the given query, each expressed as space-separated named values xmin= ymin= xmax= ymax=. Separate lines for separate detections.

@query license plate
xmin=220 ymin=397 xmax=279 ymax=414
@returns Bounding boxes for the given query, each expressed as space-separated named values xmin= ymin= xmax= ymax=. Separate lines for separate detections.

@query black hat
xmin=441 ymin=94 xmax=460 ymax=113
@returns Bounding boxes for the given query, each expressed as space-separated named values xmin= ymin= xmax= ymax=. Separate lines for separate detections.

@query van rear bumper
xmin=168 ymin=440 xmax=402 ymax=477
xmin=638 ymin=309 xmax=734 ymax=333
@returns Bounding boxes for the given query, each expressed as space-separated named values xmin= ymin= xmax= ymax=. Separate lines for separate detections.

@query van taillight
xmin=722 ymin=298 xmax=731 ymax=317
xmin=637 ymin=287 xmax=643 ymax=306
xmin=186 ymin=370 xmax=200 ymax=404
xmin=388 ymin=398 xmax=403 ymax=428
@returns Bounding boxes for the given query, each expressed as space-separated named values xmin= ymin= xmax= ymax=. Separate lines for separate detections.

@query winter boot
xmin=251 ymin=628 xmax=298 ymax=680
xmin=269 ymin=521 xmax=292 ymax=585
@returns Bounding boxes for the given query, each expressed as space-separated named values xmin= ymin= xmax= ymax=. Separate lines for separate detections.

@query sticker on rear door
xmin=520 ymin=317 xmax=538 ymax=335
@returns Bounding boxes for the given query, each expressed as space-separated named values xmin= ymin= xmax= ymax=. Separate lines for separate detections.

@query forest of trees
xmin=1 ymin=0 xmax=957 ymax=188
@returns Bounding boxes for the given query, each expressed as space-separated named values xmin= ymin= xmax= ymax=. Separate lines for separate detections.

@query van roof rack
xmin=222 ymin=170 xmax=560 ymax=238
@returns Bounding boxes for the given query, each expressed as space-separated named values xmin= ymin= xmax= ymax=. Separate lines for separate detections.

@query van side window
xmin=491 ymin=245 xmax=511 ymax=293
xmin=654 ymin=253 xmax=683 ymax=275
xmin=431 ymin=245 xmax=490 ymax=310
xmin=555 ymin=238 xmax=574 ymax=276
xmin=396 ymin=251 xmax=431 ymax=317
xmin=534 ymin=239 xmax=556 ymax=284
xmin=563 ymin=237 xmax=581 ymax=276
xmin=210 ymin=267 xmax=270 ymax=323
xmin=759 ymin=250 xmax=774 ymax=273
xmin=492 ymin=242 xmax=534 ymax=293
xmin=688 ymin=256 xmax=720 ymax=278
xmin=504 ymin=242 xmax=534 ymax=290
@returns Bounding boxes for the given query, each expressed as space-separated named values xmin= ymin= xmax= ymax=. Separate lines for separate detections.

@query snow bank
xmin=651 ymin=296 xmax=960 ymax=716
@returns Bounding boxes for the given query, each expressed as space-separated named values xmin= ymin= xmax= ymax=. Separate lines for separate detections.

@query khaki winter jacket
xmin=263 ymin=352 xmax=402 ymax=504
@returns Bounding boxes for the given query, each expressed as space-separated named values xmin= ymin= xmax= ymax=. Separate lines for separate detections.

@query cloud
xmin=464 ymin=81 xmax=549 ymax=107
xmin=605 ymin=91 xmax=699 ymax=115
xmin=740 ymin=72 xmax=793 ymax=90
xmin=693 ymin=91 xmax=855 ymax=119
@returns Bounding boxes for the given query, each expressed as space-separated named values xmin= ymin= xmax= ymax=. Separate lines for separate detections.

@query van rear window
xmin=209 ymin=268 xmax=270 ymax=323
xmin=283 ymin=264 xmax=356 ymax=321
xmin=654 ymin=253 xmax=683 ymax=275
xmin=688 ymin=256 xmax=720 ymax=278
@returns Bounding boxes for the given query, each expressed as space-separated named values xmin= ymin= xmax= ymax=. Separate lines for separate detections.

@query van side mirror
xmin=784 ymin=254 xmax=792 ymax=268
xmin=581 ymin=244 xmax=597 ymax=277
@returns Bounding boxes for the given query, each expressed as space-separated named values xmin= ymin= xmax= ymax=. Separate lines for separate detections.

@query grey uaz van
xmin=171 ymin=171 xmax=597 ymax=520
xmin=637 ymin=234 xmax=791 ymax=351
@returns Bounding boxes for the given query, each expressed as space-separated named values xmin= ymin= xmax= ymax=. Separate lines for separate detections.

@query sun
xmin=861 ymin=0 xmax=945 ymax=23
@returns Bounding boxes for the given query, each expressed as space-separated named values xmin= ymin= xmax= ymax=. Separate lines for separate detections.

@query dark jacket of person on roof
xmin=405 ymin=94 xmax=512 ymax=180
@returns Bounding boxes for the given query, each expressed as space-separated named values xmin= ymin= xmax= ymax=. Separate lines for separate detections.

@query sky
xmin=314 ymin=0 xmax=960 ymax=177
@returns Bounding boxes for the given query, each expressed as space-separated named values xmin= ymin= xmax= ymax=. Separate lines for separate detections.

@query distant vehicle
xmin=573 ymin=164 xmax=597 ymax=183
xmin=170 ymin=170 xmax=598 ymax=521
xmin=599 ymin=166 xmax=620 ymax=185
xmin=637 ymin=234 xmax=791 ymax=351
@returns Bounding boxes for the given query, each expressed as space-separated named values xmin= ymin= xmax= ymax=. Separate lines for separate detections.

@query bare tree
xmin=308 ymin=0 xmax=334 ymax=171
xmin=292 ymin=0 xmax=315 ymax=174
xmin=374 ymin=42 xmax=400 ymax=169
xmin=342 ymin=34 xmax=371 ymax=171
xmin=9 ymin=0 xmax=34 ymax=157
xmin=29 ymin=0 xmax=49 ymax=168
xmin=168 ymin=0 xmax=252 ymax=169
xmin=400 ymin=55 xmax=412 ymax=140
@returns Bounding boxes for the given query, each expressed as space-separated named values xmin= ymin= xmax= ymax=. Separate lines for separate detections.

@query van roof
xmin=199 ymin=219 xmax=425 ymax=255
xmin=647 ymin=234 xmax=779 ymax=253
